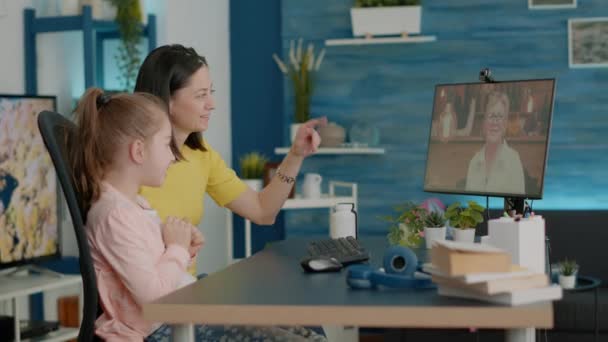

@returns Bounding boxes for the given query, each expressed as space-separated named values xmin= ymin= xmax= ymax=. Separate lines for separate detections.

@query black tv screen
xmin=0 ymin=95 xmax=60 ymax=269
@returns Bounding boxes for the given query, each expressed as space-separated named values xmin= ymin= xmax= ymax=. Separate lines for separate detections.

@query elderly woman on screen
xmin=465 ymin=91 xmax=525 ymax=195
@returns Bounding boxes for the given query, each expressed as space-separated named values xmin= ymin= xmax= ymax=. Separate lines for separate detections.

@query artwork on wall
xmin=528 ymin=0 xmax=576 ymax=10
xmin=568 ymin=18 xmax=608 ymax=68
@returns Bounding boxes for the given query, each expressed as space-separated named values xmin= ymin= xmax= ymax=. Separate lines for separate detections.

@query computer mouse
xmin=300 ymin=256 xmax=343 ymax=273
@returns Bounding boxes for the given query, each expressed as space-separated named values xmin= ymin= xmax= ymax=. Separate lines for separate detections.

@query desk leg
xmin=506 ymin=328 xmax=535 ymax=342
xmin=245 ymin=219 xmax=252 ymax=257
xmin=172 ymin=323 xmax=195 ymax=342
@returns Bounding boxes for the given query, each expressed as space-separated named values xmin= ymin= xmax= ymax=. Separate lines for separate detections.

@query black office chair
xmin=37 ymin=111 xmax=100 ymax=342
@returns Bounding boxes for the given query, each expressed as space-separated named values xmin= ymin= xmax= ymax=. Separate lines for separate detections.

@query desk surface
xmin=143 ymin=237 xmax=553 ymax=329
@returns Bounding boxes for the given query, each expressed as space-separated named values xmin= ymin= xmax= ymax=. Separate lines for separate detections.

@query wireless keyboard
xmin=306 ymin=236 xmax=370 ymax=265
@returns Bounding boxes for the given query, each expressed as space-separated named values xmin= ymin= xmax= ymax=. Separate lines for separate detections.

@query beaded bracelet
xmin=276 ymin=167 xmax=296 ymax=184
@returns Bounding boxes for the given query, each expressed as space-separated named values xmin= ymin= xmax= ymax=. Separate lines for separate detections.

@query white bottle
xmin=330 ymin=203 xmax=357 ymax=239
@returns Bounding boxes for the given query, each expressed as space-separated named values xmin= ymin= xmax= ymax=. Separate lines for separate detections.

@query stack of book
xmin=423 ymin=240 xmax=562 ymax=306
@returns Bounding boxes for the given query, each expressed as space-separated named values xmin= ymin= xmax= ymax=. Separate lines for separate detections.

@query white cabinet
xmin=228 ymin=181 xmax=358 ymax=262
xmin=0 ymin=268 xmax=82 ymax=342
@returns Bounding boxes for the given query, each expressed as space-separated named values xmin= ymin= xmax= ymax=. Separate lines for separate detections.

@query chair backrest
xmin=37 ymin=111 xmax=98 ymax=342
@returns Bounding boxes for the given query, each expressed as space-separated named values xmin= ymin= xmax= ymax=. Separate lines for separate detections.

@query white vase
xmin=424 ymin=226 xmax=446 ymax=249
xmin=453 ymin=228 xmax=476 ymax=243
xmin=350 ymin=6 xmax=422 ymax=37
xmin=290 ymin=123 xmax=302 ymax=144
xmin=559 ymin=274 xmax=576 ymax=289
xmin=243 ymin=179 xmax=263 ymax=192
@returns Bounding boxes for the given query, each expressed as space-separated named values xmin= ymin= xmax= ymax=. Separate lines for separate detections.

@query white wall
xmin=162 ymin=0 xmax=232 ymax=275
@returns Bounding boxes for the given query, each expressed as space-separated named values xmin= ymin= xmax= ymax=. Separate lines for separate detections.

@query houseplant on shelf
xmin=445 ymin=201 xmax=485 ymax=243
xmin=384 ymin=201 xmax=426 ymax=248
xmin=423 ymin=210 xmax=447 ymax=249
xmin=105 ymin=0 xmax=143 ymax=91
xmin=558 ymin=259 xmax=578 ymax=289
xmin=351 ymin=0 xmax=422 ymax=38
xmin=272 ymin=39 xmax=326 ymax=143
xmin=239 ymin=152 xmax=268 ymax=192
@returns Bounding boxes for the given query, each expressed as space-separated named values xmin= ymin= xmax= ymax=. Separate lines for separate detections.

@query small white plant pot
xmin=424 ymin=226 xmax=446 ymax=249
xmin=559 ymin=274 xmax=577 ymax=289
xmin=453 ymin=228 xmax=476 ymax=243
xmin=350 ymin=6 xmax=422 ymax=37
xmin=243 ymin=179 xmax=263 ymax=192
xmin=290 ymin=123 xmax=302 ymax=144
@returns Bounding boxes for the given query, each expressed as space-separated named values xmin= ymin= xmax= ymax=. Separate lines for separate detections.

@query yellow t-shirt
xmin=139 ymin=141 xmax=247 ymax=272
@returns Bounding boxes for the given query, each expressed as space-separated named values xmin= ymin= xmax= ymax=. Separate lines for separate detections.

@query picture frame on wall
xmin=263 ymin=161 xmax=295 ymax=199
xmin=568 ymin=17 xmax=608 ymax=68
xmin=528 ymin=0 xmax=576 ymax=10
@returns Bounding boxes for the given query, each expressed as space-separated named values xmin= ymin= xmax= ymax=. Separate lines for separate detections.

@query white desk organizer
xmin=488 ymin=216 xmax=545 ymax=274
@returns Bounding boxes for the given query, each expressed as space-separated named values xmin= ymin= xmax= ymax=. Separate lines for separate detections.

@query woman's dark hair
xmin=134 ymin=44 xmax=208 ymax=152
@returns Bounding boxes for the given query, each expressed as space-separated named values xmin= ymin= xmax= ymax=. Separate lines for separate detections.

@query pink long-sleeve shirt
xmin=87 ymin=183 xmax=194 ymax=341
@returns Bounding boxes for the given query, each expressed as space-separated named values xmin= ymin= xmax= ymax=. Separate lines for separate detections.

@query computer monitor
xmin=0 ymin=95 xmax=60 ymax=270
xmin=424 ymin=79 xmax=555 ymax=203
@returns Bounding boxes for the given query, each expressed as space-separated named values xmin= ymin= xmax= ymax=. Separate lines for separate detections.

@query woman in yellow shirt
xmin=135 ymin=44 xmax=324 ymax=255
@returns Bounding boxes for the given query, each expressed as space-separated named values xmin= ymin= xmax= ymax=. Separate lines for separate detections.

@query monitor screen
xmin=424 ymin=79 xmax=555 ymax=199
xmin=0 ymin=95 xmax=59 ymax=269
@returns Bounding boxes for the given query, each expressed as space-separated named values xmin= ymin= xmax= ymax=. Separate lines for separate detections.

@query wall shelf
xmin=274 ymin=147 xmax=385 ymax=155
xmin=325 ymin=35 xmax=436 ymax=46
xmin=24 ymin=5 xmax=157 ymax=93
xmin=0 ymin=270 xmax=82 ymax=342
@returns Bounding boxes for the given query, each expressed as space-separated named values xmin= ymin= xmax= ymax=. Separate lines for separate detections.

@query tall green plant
xmin=445 ymin=201 xmax=485 ymax=229
xmin=272 ymin=39 xmax=326 ymax=123
xmin=106 ymin=0 xmax=142 ymax=91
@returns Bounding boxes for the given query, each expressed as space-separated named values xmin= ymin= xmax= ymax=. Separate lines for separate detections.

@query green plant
xmin=355 ymin=0 xmax=421 ymax=7
xmin=424 ymin=211 xmax=446 ymax=228
xmin=382 ymin=201 xmax=426 ymax=247
xmin=106 ymin=0 xmax=143 ymax=91
xmin=239 ymin=152 xmax=268 ymax=179
xmin=272 ymin=39 xmax=326 ymax=123
xmin=559 ymin=259 xmax=578 ymax=276
xmin=445 ymin=201 xmax=485 ymax=229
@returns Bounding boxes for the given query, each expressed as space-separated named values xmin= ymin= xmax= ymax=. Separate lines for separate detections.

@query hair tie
xmin=96 ymin=93 xmax=111 ymax=109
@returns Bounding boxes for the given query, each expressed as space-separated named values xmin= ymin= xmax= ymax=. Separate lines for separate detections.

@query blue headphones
xmin=346 ymin=246 xmax=435 ymax=290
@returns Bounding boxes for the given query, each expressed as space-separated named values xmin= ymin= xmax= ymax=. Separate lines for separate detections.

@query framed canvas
xmin=529 ymin=0 xmax=576 ymax=10
xmin=0 ymin=94 xmax=60 ymax=268
xmin=263 ymin=162 xmax=295 ymax=198
xmin=568 ymin=17 xmax=608 ymax=68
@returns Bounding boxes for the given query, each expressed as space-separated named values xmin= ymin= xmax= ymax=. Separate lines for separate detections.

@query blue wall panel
xmin=230 ymin=0 xmax=285 ymax=256
xmin=279 ymin=0 xmax=608 ymax=237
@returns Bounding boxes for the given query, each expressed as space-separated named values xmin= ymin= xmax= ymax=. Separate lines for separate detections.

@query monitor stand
xmin=0 ymin=264 xmax=64 ymax=278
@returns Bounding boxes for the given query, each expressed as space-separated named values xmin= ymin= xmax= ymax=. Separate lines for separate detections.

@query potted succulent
xmin=350 ymin=0 xmax=422 ymax=38
xmin=384 ymin=202 xmax=426 ymax=248
xmin=239 ymin=152 xmax=268 ymax=192
xmin=445 ymin=201 xmax=485 ymax=243
xmin=423 ymin=211 xmax=447 ymax=249
xmin=558 ymin=259 xmax=578 ymax=289
xmin=272 ymin=39 xmax=326 ymax=143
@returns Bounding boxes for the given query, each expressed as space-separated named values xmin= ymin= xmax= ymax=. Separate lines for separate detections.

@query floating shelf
xmin=325 ymin=35 xmax=436 ymax=46
xmin=274 ymin=147 xmax=385 ymax=155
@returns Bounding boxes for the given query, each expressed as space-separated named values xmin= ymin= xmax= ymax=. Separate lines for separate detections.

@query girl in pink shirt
xmin=70 ymin=88 xmax=325 ymax=341
xmin=70 ymin=88 xmax=202 ymax=341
